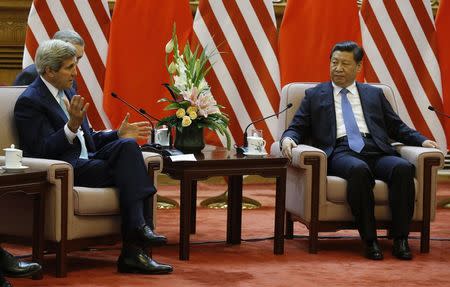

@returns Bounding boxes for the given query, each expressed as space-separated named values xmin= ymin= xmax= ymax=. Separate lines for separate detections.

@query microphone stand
xmin=236 ymin=103 xmax=293 ymax=154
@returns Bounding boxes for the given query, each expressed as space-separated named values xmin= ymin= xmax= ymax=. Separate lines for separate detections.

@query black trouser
xmin=328 ymin=137 xmax=415 ymax=241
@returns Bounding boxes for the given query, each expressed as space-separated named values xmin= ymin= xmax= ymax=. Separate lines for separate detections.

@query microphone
xmin=428 ymin=106 xmax=450 ymax=118
xmin=236 ymin=103 xmax=294 ymax=154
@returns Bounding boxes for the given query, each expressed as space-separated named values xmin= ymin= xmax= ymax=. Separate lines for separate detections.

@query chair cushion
xmin=73 ymin=186 xmax=120 ymax=215
xmin=326 ymin=176 xmax=417 ymax=204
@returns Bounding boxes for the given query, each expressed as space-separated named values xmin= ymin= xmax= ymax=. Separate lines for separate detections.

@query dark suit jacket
xmin=14 ymin=64 xmax=78 ymax=91
xmin=282 ymin=82 xmax=427 ymax=157
xmin=14 ymin=76 xmax=116 ymax=166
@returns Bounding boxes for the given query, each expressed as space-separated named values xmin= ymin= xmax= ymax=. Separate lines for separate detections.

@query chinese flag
xmin=436 ymin=0 xmax=450 ymax=150
xmin=103 ymin=0 xmax=193 ymax=128
xmin=278 ymin=0 xmax=362 ymax=87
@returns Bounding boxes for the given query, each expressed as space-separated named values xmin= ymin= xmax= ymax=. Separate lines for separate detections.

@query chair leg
xmin=285 ymin=212 xmax=294 ymax=239
xmin=420 ymin=222 xmax=430 ymax=253
xmin=309 ymin=223 xmax=318 ymax=254
xmin=56 ymin=242 xmax=67 ymax=277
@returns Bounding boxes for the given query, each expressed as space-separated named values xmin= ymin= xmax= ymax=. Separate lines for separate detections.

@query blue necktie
xmin=57 ymin=91 xmax=89 ymax=159
xmin=340 ymin=88 xmax=365 ymax=153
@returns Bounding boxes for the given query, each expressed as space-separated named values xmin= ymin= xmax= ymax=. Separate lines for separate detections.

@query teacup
xmin=155 ymin=127 xmax=170 ymax=147
xmin=3 ymin=144 xmax=23 ymax=168
xmin=247 ymin=136 xmax=266 ymax=154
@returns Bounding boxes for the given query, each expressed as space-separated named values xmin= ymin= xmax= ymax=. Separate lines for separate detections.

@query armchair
xmin=0 ymin=86 xmax=161 ymax=277
xmin=271 ymin=82 xmax=444 ymax=253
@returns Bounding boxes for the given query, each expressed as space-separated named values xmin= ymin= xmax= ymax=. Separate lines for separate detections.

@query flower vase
xmin=174 ymin=125 xmax=205 ymax=153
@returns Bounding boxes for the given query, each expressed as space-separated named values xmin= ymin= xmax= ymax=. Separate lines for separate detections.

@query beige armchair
xmin=0 ymin=86 xmax=160 ymax=277
xmin=271 ymin=82 xmax=444 ymax=254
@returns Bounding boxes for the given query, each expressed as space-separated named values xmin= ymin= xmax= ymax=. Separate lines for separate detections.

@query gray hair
xmin=35 ymin=39 xmax=76 ymax=75
xmin=53 ymin=30 xmax=85 ymax=46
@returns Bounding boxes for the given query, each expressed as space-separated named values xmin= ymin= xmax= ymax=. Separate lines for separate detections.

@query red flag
xmin=103 ymin=0 xmax=193 ymax=129
xmin=23 ymin=0 xmax=111 ymax=129
xmin=436 ymin=0 xmax=450 ymax=150
xmin=193 ymin=0 xmax=280 ymax=149
xmin=361 ymin=0 xmax=446 ymax=150
xmin=278 ymin=0 xmax=362 ymax=87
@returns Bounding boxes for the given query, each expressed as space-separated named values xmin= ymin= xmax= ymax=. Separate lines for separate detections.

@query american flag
xmin=22 ymin=0 xmax=111 ymax=130
xmin=360 ymin=0 xmax=446 ymax=149
xmin=193 ymin=0 xmax=281 ymax=149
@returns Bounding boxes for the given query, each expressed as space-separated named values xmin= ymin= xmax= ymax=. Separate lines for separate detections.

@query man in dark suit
xmin=0 ymin=246 xmax=41 ymax=287
xmin=13 ymin=30 xmax=83 ymax=89
xmin=14 ymin=39 xmax=173 ymax=274
xmin=281 ymin=41 xmax=437 ymax=261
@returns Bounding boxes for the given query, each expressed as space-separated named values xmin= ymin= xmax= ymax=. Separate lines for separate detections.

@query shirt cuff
xmin=64 ymin=124 xmax=77 ymax=144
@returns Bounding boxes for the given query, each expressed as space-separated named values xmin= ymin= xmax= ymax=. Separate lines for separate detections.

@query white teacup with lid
xmin=3 ymin=144 xmax=23 ymax=168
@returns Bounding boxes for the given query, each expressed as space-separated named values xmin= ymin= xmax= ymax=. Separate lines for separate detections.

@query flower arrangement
xmin=158 ymin=26 xmax=231 ymax=150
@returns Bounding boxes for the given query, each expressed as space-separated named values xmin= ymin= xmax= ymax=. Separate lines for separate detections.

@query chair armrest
xmin=20 ymin=157 xmax=72 ymax=184
xmin=291 ymin=145 xmax=327 ymax=170
xmin=142 ymin=152 xmax=163 ymax=172
xmin=395 ymin=145 xmax=444 ymax=170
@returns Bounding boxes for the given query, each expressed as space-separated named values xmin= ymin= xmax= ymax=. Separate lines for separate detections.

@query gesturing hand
xmin=118 ymin=113 xmax=152 ymax=140
xmin=65 ymin=95 xmax=89 ymax=133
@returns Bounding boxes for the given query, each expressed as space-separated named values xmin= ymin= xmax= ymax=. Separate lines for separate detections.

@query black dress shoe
xmin=0 ymin=273 xmax=12 ymax=287
xmin=0 ymin=248 xmax=41 ymax=278
xmin=117 ymin=247 xmax=173 ymax=274
xmin=392 ymin=238 xmax=412 ymax=260
xmin=364 ymin=240 xmax=384 ymax=260
xmin=127 ymin=225 xmax=168 ymax=247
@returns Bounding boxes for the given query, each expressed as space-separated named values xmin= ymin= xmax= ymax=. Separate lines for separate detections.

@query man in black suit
xmin=281 ymin=41 xmax=438 ymax=260
xmin=0 ymin=246 xmax=41 ymax=287
xmin=14 ymin=39 xmax=172 ymax=274
xmin=13 ymin=30 xmax=84 ymax=89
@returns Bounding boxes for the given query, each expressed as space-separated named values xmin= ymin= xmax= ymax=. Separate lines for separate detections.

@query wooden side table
xmin=0 ymin=165 xmax=48 ymax=279
xmin=162 ymin=146 xmax=288 ymax=260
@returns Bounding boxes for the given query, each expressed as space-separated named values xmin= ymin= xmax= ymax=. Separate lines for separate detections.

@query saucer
xmin=243 ymin=151 xmax=268 ymax=157
xmin=0 ymin=165 xmax=29 ymax=172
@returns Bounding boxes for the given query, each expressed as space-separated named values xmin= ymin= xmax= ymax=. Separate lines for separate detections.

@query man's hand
xmin=66 ymin=95 xmax=89 ymax=133
xmin=422 ymin=139 xmax=439 ymax=149
xmin=281 ymin=137 xmax=297 ymax=160
xmin=118 ymin=113 xmax=152 ymax=140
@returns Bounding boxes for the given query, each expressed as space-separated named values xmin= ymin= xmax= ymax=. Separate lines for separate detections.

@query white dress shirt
xmin=333 ymin=82 xmax=369 ymax=139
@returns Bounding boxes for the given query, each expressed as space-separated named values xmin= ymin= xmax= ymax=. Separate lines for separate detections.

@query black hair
xmin=330 ymin=41 xmax=364 ymax=63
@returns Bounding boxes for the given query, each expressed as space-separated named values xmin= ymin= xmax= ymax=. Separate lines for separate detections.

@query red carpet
xmin=6 ymin=180 xmax=450 ymax=286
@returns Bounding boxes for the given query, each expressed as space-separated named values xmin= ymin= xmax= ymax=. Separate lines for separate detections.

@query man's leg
xmin=373 ymin=155 xmax=415 ymax=260
xmin=328 ymin=152 xmax=383 ymax=260
xmin=75 ymin=139 xmax=172 ymax=273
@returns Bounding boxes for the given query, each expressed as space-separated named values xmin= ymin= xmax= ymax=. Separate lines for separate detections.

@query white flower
xmin=197 ymin=78 xmax=209 ymax=93
xmin=165 ymin=39 xmax=174 ymax=53
xmin=196 ymin=91 xmax=220 ymax=118
xmin=168 ymin=62 xmax=177 ymax=74
xmin=181 ymin=87 xmax=199 ymax=105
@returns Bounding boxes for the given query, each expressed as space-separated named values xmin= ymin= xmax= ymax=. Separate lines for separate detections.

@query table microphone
xmin=236 ymin=103 xmax=293 ymax=154
xmin=428 ymin=106 xmax=450 ymax=118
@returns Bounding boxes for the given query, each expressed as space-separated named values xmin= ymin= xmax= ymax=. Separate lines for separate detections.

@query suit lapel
xmin=35 ymin=77 xmax=68 ymax=125
xmin=356 ymin=82 xmax=373 ymax=132
xmin=321 ymin=82 xmax=337 ymax=141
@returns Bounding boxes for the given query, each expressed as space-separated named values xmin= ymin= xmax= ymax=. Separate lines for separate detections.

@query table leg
xmin=179 ymin=176 xmax=192 ymax=260
xmin=274 ymin=172 xmax=286 ymax=254
xmin=190 ymin=180 xmax=197 ymax=234
xmin=32 ymin=192 xmax=45 ymax=279
xmin=227 ymin=175 xmax=243 ymax=244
